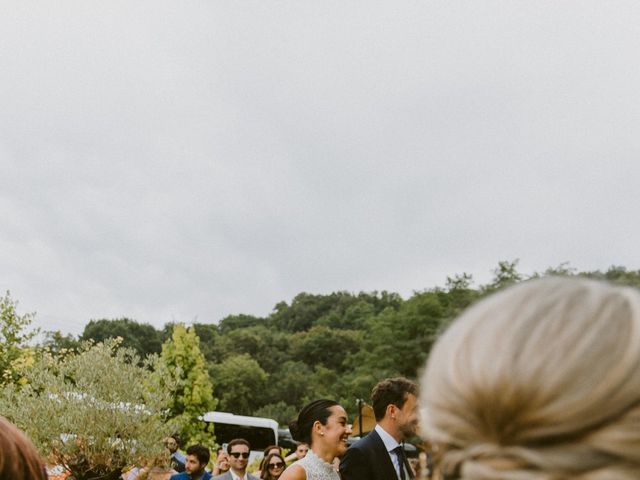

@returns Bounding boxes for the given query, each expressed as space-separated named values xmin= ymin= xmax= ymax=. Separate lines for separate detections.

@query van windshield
xmin=214 ymin=423 xmax=276 ymax=450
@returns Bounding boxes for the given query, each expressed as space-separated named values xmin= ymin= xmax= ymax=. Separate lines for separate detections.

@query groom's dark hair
xmin=371 ymin=377 xmax=418 ymax=421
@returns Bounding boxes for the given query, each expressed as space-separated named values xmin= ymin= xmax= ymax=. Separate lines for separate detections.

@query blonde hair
xmin=421 ymin=277 xmax=640 ymax=479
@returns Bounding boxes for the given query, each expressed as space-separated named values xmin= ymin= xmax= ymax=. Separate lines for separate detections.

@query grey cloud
xmin=2 ymin=1 xmax=640 ymax=334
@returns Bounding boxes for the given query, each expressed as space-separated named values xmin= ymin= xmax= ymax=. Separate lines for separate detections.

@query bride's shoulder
xmin=279 ymin=463 xmax=306 ymax=480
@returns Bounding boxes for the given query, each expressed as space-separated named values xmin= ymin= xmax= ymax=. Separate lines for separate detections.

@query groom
xmin=340 ymin=377 xmax=419 ymax=480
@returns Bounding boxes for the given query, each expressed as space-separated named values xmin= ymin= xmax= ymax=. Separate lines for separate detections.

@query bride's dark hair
xmin=289 ymin=399 xmax=339 ymax=445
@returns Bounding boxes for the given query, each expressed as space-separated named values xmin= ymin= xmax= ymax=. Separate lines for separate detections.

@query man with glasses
xmin=213 ymin=438 xmax=259 ymax=480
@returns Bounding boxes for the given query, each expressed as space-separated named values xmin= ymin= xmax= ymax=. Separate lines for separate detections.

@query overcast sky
xmin=2 ymin=1 xmax=639 ymax=335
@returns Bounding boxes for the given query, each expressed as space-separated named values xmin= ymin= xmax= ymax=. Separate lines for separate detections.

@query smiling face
xmin=266 ymin=454 xmax=285 ymax=479
xmin=317 ymin=405 xmax=352 ymax=457
xmin=228 ymin=443 xmax=250 ymax=473
xmin=396 ymin=393 xmax=419 ymax=439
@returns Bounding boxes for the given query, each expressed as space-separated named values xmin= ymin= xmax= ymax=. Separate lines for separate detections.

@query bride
xmin=279 ymin=399 xmax=352 ymax=480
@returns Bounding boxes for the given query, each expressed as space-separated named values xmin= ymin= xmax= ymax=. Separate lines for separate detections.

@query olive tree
xmin=0 ymin=339 xmax=172 ymax=480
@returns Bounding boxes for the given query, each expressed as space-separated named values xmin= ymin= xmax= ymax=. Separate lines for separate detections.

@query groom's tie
xmin=392 ymin=446 xmax=408 ymax=480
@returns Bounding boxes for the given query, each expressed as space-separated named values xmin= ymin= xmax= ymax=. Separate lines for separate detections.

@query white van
xmin=201 ymin=411 xmax=279 ymax=461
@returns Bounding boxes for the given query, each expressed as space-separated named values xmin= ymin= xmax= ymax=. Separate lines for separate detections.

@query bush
xmin=0 ymin=339 xmax=172 ymax=480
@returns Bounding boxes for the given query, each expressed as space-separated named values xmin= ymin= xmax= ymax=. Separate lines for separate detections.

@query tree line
xmin=38 ymin=261 xmax=640 ymax=425
xmin=2 ymin=261 xmax=640 ymax=479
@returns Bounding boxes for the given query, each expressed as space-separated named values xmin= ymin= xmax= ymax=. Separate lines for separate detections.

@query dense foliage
xmin=0 ymin=339 xmax=170 ymax=480
xmin=0 ymin=291 xmax=39 ymax=385
xmin=153 ymin=323 xmax=217 ymax=448
xmin=41 ymin=262 xmax=640 ymax=425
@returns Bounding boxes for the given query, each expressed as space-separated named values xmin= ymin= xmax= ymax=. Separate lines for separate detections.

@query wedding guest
xmin=263 ymin=446 xmax=282 ymax=457
xmin=170 ymin=444 xmax=211 ymax=480
xmin=213 ymin=439 xmax=259 ymax=480
xmin=165 ymin=434 xmax=186 ymax=473
xmin=279 ymin=399 xmax=352 ymax=480
xmin=212 ymin=448 xmax=230 ymax=476
xmin=260 ymin=453 xmax=286 ymax=480
xmin=422 ymin=277 xmax=640 ymax=479
xmin=259 ymin=445 xmax=282 ymax=471
xmin=136 ymin=467 xmax=175 ymax=480
xmin=284 ymin=443 xmax=308 ymax=464
xmin=0 ymin=416 xmax=47 ymax=480
xmin=132 ymin=454 xmax=176 ymax=480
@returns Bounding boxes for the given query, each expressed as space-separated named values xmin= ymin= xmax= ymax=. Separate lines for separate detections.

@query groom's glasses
xmin=230 ymin=452 xmax=250 ymax=459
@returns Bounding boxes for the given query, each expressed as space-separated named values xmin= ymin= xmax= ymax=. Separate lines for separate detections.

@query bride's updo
xmin=289 ymin=399 xmax=339 ymax=445
xmin=421 ymin=277 xmax=640 ymax=479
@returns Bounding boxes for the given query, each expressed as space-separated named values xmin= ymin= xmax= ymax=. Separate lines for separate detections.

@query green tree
xmin=254 ymin=401 xmax=298 ymax=426
xmin=171 ymin=261 xmax=640 ymax=422
xmin=209 ymin=354 xmax=268 ymax=415
xmin=0 ymin=339 xmax=170 ymax=480
xmin=289 ymin=325 xmax=360 ymax=372
xmin=483 ymin=259 xmax=524 ymax=293
xmin=442 ymin=273 xmax=481 ymax=322
xmin=0 ymin=291 xmax=39 ymax=385
xmin=81 ymin=318 xmax=162 ymax=359
xmin=346 ymin=288 xmax=453 ymax=387
xmin=190 ymin=323 xmax=236 ymax=368
xmin=582 ymin=265 xmax=640 ymax=289
xmin=218 ymin=326 xmax=290 ymax=373
xmin=218 ymin=314 xmax=263 ymax=333
xmin=155 ymin=323 xmax=217 ymax=447
xmin=315 ymin=291 xmax=403 ymax=330
xmin=268 ymin=360 xmax=314 ymax=411
xmin=541 ymin=262 xmax=576 ymax=277
xmin=41 ymin=330 xmax=81 ymax=355
xmin=269 ymin=292 xmax=352 ymax=332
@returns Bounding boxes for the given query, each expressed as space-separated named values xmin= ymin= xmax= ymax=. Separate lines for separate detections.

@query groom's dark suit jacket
xmin=339 ymin=429 xmax=413 ymax=480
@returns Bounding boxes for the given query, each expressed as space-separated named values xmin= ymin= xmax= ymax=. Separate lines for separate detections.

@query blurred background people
xmin=136 ymin=466 xmax=176 ymax=480
xmin=264 ymin=446 xmax=282 ymax=457
xmin=165 ymin=434 xmax=186 ymax=473
xmin=170 ymin=444 xmax=211 ymax=480
xmin=284 ymin=443 xmax=308 ymax=464
xmin=131 ymin=453 xmax=176 ymax=480
xmin=212 ymin=447 xmax=230 ymax=476
xmin=260 ymin=453 xmax=286 ymax=480
xmin=259 ymin=445 xmax=282 ymax=471
xmin=422 ymin=277 xmax=640 ymax=479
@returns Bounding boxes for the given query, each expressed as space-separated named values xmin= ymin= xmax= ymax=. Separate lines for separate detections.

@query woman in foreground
xmin=0 ymin=416 xmax=47 ymax=480
xmin=279 ymin=399 xmax=352 ymax=480
xmin=421 ymin=277 xmax=640 ymax=479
